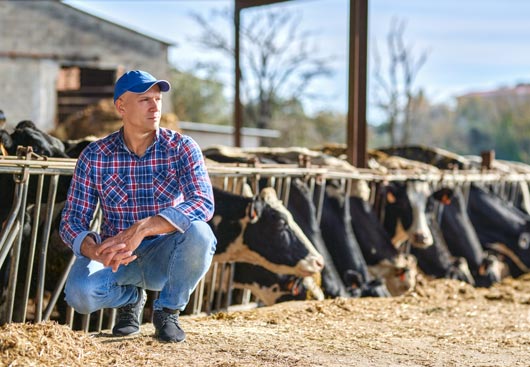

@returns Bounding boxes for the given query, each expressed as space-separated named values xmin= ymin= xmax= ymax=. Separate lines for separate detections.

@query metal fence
xmin=2 ymin=150 xmax=530 ymax=332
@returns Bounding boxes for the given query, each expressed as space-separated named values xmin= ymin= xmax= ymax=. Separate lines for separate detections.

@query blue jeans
xmin=65 ymin=221 xmax=216 ymax=314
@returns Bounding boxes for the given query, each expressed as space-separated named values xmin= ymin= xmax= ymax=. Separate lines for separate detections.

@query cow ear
xmin=386 ymin=190 xmax=396 ymax=204
xmin=241 ymin=183 xmax=254 ymax=198
xmin=247 ymin=201 xmax=260 ymax=223
xmin=433 ymin=187 xmax=453 ymax=205
xmin=439 ymin=194 xmax=452 ymax=205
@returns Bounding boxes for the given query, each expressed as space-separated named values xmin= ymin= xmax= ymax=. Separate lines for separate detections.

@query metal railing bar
xmin=43 ymin=253 xmax=75 ymax=321
xmin=19 ymin=174 xmax=46 ymax=322
xmin=6 ymin=179 xmax=29 ymax=322
xmin=35 ymin=174 xmax=59 ymax=323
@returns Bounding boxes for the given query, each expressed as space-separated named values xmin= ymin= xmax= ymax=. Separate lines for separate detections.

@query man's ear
xmin=115 ymin=98 xmax=126 ymax=115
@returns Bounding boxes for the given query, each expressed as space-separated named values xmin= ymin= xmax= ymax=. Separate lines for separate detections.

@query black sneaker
xmin=112 ymin=287 xmax=147 ymax=336
xmin=153 ymin=308 xmax=186 ymax=342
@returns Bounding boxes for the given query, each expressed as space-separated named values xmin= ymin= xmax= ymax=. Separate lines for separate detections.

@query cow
xmin=8 ymin=120 xmax=68 ymax=158
xmin=285 ymin=178 xmax=350 ymax=298
xmin=410 ymin=193 xmax=474 ymax=284
xmin=348 ymin=180 xmax=417 ymax=296
xmin=379 ymin=180 xmax=438 ymax=249
xmin=210 ymin=186 xmax=324 ymax=277
xmin=466 ymin=183 xmax=530 ymax=278
xmin=376 ymin=145 xmax=470 ymax=169
xmin=439 ymin=185 xmax=505 ymax=287
xmin=0 ymin=121 xmax=73 ymax=225
xmin=199 ymin=186 xmax=326 ymax=311
xmin=232 ymin=263 xmax=323 ymax=305
xmin=319 ymin=180 xmax=391 ymax=297
xmin=205 ymin=262 xmax=324 ymax=309
xmin=204 ymin=146 xmax=389 ymax=298
xmin=0 ymin=122 xmax=77 ymax=324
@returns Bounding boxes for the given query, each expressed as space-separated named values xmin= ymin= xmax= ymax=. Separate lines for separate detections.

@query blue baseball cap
xmin=113 ymin=70 xmax=171 ymax=102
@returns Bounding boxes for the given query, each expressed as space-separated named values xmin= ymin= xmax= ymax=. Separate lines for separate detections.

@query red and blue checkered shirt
xmin=60 ymin=127 xmax=214 ymax=257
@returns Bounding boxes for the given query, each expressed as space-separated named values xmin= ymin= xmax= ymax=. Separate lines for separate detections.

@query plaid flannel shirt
xmin=60 ymin=127 xmax=214 ymax=258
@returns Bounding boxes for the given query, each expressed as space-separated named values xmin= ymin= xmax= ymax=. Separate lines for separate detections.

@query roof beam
xmin=235 ymin=0 xmax=290 ymax=10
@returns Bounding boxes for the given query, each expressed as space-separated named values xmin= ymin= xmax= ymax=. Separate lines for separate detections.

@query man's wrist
xmin=80 ymin=236 xmax=97 ymax=257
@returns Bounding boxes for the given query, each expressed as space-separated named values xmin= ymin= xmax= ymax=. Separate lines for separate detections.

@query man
xmin=60 ymin=70 xmax=216 ymax=343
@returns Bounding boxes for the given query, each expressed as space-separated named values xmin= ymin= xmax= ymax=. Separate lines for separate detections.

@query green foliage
xmin=268 ymin=98 xmax=346 ymax=147
xmin=368 ymin=84 xmax=530 ymax=164
xmin=453 ymin=90 xmax=530 ymax=162
xmin=169 ymin=68 xmax=230 ymax=124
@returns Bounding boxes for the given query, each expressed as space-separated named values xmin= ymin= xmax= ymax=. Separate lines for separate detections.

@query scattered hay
xmin=0 ymin=322 xmax=102 ymax=366
xmin=2 ymin=275 xmax=530 ymax=366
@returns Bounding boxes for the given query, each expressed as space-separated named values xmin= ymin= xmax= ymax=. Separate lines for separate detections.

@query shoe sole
xmin=112 ymin=329 xmax=141 ymax=337
xmin=154 ymin=330 xmax=186 ymax=343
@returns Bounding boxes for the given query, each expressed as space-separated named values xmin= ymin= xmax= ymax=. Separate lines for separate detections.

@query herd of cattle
xmin=2 ymin=120 xmax=530 ymax=328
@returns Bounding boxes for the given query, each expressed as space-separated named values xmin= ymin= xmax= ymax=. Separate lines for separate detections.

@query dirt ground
xmin=2 ymin=273 xmax=530 ymax=367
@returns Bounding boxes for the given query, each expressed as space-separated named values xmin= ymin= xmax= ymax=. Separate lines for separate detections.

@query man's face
xmin=116 ymin=85 xmax=162 ymax=133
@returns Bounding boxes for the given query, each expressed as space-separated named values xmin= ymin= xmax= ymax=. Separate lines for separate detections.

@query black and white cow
xmin=348 ymin=180 xmax=417 ymax=296
xmin=210 ymin=186 xmax=324 ymax=278
xmin=379 ymin=180 xmax=438 ymax=249
xmin=319 ymin=180 xmax=391 ymax=297
xmin=285 ymin=178 xmax=350 ymax=298
xmin=410 ymin=191 xmax=475 ymax=284
xmin=231 ymin=262 xmax=323 ymax=306
xmin=0 ymin=122 xmax=75 ymax=324
xmin=466 ymin=183 xmax=530 ymax=278
xmin=438 ymin=185 xmax=505 ymax=287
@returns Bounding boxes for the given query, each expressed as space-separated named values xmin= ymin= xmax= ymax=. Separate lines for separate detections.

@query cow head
xmin=368 ymin=253 xmax=418 ymax=296
xmin=211 ymin=187 xmax=325 ymax=277
xmin=232 ymin=263 xmax=324 ymax=306
xmin=383 ymin=181 xmax=453 ymax=249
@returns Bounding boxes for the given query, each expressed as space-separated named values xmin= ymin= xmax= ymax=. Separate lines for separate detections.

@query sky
xmin=63 ymin=0 xmax=530 ymax=123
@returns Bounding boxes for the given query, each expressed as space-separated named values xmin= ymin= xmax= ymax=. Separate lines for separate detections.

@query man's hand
xmin=98 ymin=224 xmax=144 ymax=272
xmin=81 ymin=216 xmax=176 ymax=272
xmin=80 ymin=235 xmax=136 ymax=272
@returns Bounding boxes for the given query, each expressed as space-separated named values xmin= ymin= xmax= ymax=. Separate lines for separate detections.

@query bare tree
xmin=189 ymin=7 xmax=334 ymax=132
xmin=372 ymin=18 xmax=428 ymax=145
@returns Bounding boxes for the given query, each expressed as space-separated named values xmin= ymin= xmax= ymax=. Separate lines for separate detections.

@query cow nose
xmin=412 ymin=232 xmax=431 ymax=248
xmin=297 ymin=254 xmax=325 ymax=277
xmin=314 ymin=256 xmax=324 ymax=271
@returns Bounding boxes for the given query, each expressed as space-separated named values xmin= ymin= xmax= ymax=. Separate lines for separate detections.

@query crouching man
xmin=60 ymin=70 xmax=216 ymax=343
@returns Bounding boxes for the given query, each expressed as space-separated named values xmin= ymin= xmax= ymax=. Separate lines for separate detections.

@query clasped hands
xmin=82 ymin=226 xmax=143 ymax=273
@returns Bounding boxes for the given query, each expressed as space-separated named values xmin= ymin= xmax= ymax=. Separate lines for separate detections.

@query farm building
xmin=0 ymin=0 xmax=173 ymax=132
